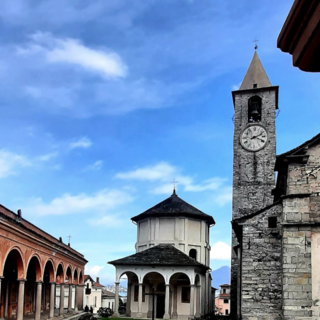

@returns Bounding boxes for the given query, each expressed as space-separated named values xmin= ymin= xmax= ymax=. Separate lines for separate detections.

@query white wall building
xmin=83 ymin=275 xmax=104 ymax=313
xmin=109 ymin=190 xmax=216 ymax=320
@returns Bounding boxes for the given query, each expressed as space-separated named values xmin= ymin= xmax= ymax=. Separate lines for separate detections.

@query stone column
xmin=113 ymin=282 xmax=120 ymax=317
xmin=137 ymin=283 xmax=143 ymax=318
xmin=74 ymin=285 xmax=78 ymax=312
xmin=126 ymin=281 xmax=131 ymax=316
xmin=147 ymin=285 xmax=152 ymax=318
xmin=17 ymin=280 xmax=26 ymax=320
xmin=172 ymin=286 xmax=178 ymax=319
xmin=163 ymin=284 xmax=170 ymax=319
xmin=49 ymin=282 xmax=55 ymax=318
xmin=68 ymin=285 xmax=73 ymax=312
xmin=195 ymin=285 xmax=201 ymax=317
xmin=4 ymin=281 xmax=9 ymax=318
xmin=59 ymin=284 xmax=64 ymax=316
xmin=35 ymin=281 xmax=42 ymax=320
xmin=189 ymin=285 xmax=195 ymax=318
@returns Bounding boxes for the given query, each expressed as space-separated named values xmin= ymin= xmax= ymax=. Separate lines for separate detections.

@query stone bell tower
xmin=230 ymin=51 xmax=278 ymax=317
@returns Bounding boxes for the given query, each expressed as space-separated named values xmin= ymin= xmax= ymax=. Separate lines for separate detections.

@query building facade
xmin=109 ymin=190 xmax=216 ymax=320
xmin=83 ymin=275 xmax=105 ymax=313
xmin=215 ymin=284 xmax=230 ymax=316
xmin=0 ymin=204 xmax=87 ymax=320
xmin=230 ymin=51 xmax=320 ymax=320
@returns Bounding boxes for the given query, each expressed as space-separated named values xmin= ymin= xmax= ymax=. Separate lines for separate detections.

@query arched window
xmin=248 ymin=96 xmax=262 ymax=122
xmin=189 ymin=249 xmax=197 ymax=260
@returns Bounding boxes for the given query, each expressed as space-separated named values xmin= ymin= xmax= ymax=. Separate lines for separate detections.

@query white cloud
xmin=38 ymin=152 xmax=58 ymax=162
xmin=70 ymin=137 xmax=92 ymax=149
xmin=85 ymin=265 xmax=105 ymax=277
xmin=88 ymin=214 xmax=125 ymax=227
xmin=18 ymin=32 xmax=127 ymax=79
xmin=214 ymin=187 xmax=232 ymax=206
xmin=0 ymin=150 xmax=30 ymax=178
xmin=24 ymin=189 xmax=133 ymax=216
xmin=85 ymin=160 xmax=103 ymax=171
xmin=115 ymin=162 xmax=175 ymax=181
xmin=210 ymin=242 xmax=231 ymax=260
xmin=116 ymin=162 xmax=229 ymax=197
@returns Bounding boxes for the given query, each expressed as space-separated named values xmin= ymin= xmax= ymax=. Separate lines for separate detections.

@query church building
xmin=109 ymin=190 xmax=216 ymax=320
xmin=231 ymin=51 xmax=320 ymax=320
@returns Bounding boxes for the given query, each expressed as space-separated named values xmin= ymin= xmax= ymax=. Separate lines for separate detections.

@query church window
xmin=248 ymin=96 xmax=262 ymax=122
xmin=189 ymin=249 xmax=197 ymax=260
xmin=181 ymin=286 xmax=190 ymax=303
xmin=268 ymin=216 xmax=277 ymax=228
xmin=134 ymin=285 xmax=145 ymax=302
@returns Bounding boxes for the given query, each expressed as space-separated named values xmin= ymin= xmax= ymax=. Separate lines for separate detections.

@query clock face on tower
xmin=240 ymin=124 xmax=268 ymax=152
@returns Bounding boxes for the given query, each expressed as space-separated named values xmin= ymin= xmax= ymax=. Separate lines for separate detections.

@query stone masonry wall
xmin=241 ymin=203 xmax=283 ymax=320
xmin=281 ymin=143 xmax=320 ymax=319
xmin=287 ymin=143 xmax=320 ymax=195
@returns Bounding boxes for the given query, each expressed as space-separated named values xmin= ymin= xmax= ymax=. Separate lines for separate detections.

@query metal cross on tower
xmin=253 ymin=38 xmax=259 ymax=50
xmin=171 ymin=178 xmax=178 ymax=193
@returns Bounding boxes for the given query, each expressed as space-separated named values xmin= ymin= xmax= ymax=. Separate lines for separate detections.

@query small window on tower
xmin=253 ymin=83 xmax=257 ymax=88
xmin=268 ymin=216 xmax=277 ymax=228
xmin=189 ymin=249 xmax=197 ymax=260
xmin=248 ymin=96 xmax=262 ymax=122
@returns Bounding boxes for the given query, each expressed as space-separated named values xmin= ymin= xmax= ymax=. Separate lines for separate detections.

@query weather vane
xmin=253 ymin=38 xmax=259 ymax=50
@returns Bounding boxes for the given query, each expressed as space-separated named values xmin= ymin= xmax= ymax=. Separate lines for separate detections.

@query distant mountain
xmin=211 ymin=266 xmax=230 ymax=290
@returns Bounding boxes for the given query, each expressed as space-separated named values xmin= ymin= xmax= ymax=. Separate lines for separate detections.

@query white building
xmin=109 ymin=190 xmax=216 ymax=320
xmin=83 ymin=275 xmax=104 ymax=313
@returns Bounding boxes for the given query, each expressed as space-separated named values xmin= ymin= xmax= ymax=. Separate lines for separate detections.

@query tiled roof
xmin=93 ymin=282 xmax=104 ymax=288
xmin=102 ymin=289 xmax=115 ymax=297
xmin=109 ymin=244 xmax=209 ymax=270
xmin=131 ymin=191 xmax=215 ymax=225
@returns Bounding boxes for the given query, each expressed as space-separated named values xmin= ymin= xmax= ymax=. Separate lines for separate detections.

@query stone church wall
xmin=241 ymin=203 xmax=283 ymax=320
xmin=287 ymin=144 xmax=320 ymax=195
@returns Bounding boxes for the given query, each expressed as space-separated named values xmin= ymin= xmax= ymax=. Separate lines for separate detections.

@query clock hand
xmin=250 ymin=131 xmax=265 ymax=139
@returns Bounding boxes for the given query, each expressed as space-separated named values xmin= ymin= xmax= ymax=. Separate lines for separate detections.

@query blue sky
xmin=1 ymin=0 xmax=319 ymax=285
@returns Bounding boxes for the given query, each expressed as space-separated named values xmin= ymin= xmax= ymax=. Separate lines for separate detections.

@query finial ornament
xmin=253 ymin=38 xmax=259 ymax=50
xmin=171 ymin=178 xmax=178 ymax=194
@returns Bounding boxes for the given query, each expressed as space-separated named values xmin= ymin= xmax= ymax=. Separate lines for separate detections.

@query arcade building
xmin=0 ymin=204 xmax=87 ymax=320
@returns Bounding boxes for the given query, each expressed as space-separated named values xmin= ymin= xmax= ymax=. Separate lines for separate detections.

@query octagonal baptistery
xmin=133 ymin=190 xmax=215 ymax=265
xmin=109 ymin=190 xmax=216 ymax=320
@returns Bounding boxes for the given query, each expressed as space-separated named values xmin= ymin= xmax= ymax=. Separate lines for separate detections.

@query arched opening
xmin=25 ymin=256 xmax=42 ymax=315
xmin=142 ymin=272 xmax=165 ymax=319
xmin=73 ymin=269 xmax=79 ymax=285
xmin=56 ymin=264 xmax=64 ymax=312
xmin=189 ymin=249 xmax=197 ymax=261
xmin=65 ymin=266 xmax=73 ymax=311
xmin=2 ymin=249 xmax=25 ymax=318
xmin=43 ymin=260 xmax=55 ymax=314
xmin=169 ymin=273 xmax=191 ymax=319
xmin=248 ymin=95 xmax=262 ymax=122
xmin=117 ymin=271 xmax=139 ymax=316
xmin=79 ymin=270 xmax=83 ymax=285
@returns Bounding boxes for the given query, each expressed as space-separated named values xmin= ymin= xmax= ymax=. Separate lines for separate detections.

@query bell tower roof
xmin=239 ymin=51 xmax=272 ymax=90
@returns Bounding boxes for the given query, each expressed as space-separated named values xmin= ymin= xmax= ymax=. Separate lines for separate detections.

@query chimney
xmin=96 ymin=277 xmax=99 ymax=284
xmin=17 ymin=209 xmax=22 ymax=218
